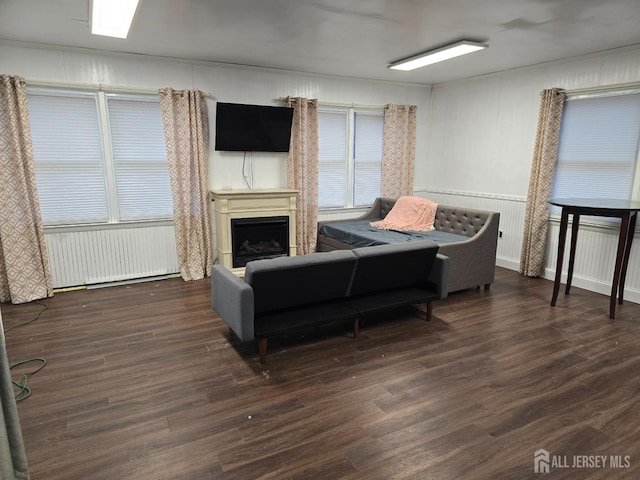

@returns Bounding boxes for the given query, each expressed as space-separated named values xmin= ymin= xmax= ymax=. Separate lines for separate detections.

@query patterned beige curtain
xmin=381 ymin=104 xmax=417 ymax=198
xmin=286 ymin=97 xmax=319 ymax=255
xmin=520 ymin=88 xmax=566 ymax=277
xmin=158 ymin=88 xmax=212 ymax=281
xmin=0 ymin=75 xmax=53 ymax=304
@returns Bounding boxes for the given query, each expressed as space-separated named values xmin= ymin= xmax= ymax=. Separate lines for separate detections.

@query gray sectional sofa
xmin=212 ymin=241 xmax=449 ymax=362
xmin=317 ymin=197 xmax=500 ymax=293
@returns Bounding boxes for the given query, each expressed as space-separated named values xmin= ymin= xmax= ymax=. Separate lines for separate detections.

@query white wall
xmin=425 ymin=45 xmax=640 ymax=196
xmin=0 ymin=42 xmax=432 ymax=191
xmin=424 ymin=45 xmax=640 ymax=304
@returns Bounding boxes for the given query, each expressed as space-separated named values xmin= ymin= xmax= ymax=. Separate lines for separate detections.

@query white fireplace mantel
xmin=211 ymin=188 xmax=298 ymax=276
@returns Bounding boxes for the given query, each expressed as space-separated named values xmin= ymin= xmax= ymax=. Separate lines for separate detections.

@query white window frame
xmin=317 ymin=105 xmax=383 ymax=210
xmin=28 ymin=87 xmax=173 ymax=228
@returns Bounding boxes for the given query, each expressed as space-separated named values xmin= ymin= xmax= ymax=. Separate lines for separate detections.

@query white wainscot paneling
xmin=545 ymin=221 xmax=640 ymax=305
xmin=45 ymin=225 xmax=179 ymax=288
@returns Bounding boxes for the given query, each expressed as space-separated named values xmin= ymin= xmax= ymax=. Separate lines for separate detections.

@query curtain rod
xmin=26 ymin=79 xmax=213 ymax=98
xmin=278 ymin=97 xmax=383 ymax=109
xmin=566 ymin=80 xmax=640 ymax=97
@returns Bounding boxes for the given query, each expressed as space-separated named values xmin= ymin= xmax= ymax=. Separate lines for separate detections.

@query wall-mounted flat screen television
xmin=215 ymin=102 xmax=294 ymax=152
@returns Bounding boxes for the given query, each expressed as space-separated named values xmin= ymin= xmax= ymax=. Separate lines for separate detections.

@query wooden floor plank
xmin=3 ymin=267 xmax=640 ymax=479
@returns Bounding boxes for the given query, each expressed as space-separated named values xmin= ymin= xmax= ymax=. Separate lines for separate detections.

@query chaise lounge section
xmin=317 ymin=197 xmax=500 ymax=293
xmin=211 ymin=241 xmax=449 ymax=362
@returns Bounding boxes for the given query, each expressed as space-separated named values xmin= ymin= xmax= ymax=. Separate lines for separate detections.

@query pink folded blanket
xmin=370 ymin=196 xmax=438 ymax=232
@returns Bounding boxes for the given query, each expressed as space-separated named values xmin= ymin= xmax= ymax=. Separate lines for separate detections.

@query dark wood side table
xmin=548 ymin=198 xmax=640 ymax=319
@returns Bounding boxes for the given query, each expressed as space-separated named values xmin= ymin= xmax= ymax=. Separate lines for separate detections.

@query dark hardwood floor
xmin=3 ymin=267 xmax=640 ymax=479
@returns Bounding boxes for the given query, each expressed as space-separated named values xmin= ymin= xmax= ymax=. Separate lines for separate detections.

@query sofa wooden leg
xmin=426 ymin=302 xmax=433 ymax=321
xmin=258 ymin=339 xmax=268 ymax=363
xmin=353 ymin=318 xmax=360 ymax=338
xmin=484 ymin=283 xmax=491 ymax=291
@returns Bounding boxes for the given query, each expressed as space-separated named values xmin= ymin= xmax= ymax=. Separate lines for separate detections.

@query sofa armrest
xmin=426 ymin=254 xmax=449 ymax=300
xmin=211 ymin=265 xmax=255 ymax=341
xmin=317 ymin=197 xmax=397 ymax=229
xmin=436 ymin=211 xmax=499 ymax=292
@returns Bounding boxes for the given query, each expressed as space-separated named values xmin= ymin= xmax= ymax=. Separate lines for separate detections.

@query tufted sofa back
xmin=434 ymin=206 xmax=490 ymax=238
xmin=376 ymin=198 xmax=490 ymax=238
xmin=378 ymin=197 xmax=397 ymax=219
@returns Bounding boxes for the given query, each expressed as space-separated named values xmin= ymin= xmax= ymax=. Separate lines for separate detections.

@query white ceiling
xmin=1 ymin=0 xmax=640 ymax=85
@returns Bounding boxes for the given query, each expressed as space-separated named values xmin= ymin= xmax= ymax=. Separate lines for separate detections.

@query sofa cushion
xmin=254 ymin=301 xmax=356 ymax=338
xmin=318 ymin=219 xmax=467 ymax=248
xmin=245 ymin=250 xmax=357 ymax=315
xmin=345 ymin=286 xmax=440 ymax=315
xmin=348 ymin=241 xmax=439 ymax=297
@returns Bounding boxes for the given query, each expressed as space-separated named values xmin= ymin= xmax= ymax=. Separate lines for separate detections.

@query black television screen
xmin=215 ymin=102 xmax=294 ymax=152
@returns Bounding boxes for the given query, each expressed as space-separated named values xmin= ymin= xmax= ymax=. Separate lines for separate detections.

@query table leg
xmin=618 ymin=212 xmax=637 ymax=305
xmin=565 ymin=213 xmax=580 ymax=295
xmin=610 ymin=213 xmax=630 ymax=319
xmin=552 ymin=208 xmax=569 ymax=306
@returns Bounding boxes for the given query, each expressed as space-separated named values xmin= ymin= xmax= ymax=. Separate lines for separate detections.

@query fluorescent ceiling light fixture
xmin=91 ymin=0 xmax=142 ymax=39
xmin=389 ymin=40 xmax=488 ymax=71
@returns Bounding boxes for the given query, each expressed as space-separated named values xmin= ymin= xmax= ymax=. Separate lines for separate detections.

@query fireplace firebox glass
xmin=231 ymin=216 xmax=289 ymax=267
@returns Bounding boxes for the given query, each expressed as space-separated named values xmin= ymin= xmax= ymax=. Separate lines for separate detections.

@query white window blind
xmin=107 ymin=95 xmax=172 ymax=221
xmin=318 ymin=110 xmax=349 ymax=208
xmin=318 ymin=107 xmax=383 ymax=209
xmin=552 ymin=93 xmax=640 ymax=214
xmin=353 ymin=112 xmax=383 ymax=206
xmin=29 ymin=92 xmax=109 ymax=225
xmin=28 ymin=88 xmax=173 ymax=226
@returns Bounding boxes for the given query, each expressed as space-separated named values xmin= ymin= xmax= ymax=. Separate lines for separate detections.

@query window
xmin=551 ymin=90 xmax=640 ymax=215
xmin=28 ymin=88 xmax=172 ymax=226
xmin=318 ymin=107 xmax=383 ymax=208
